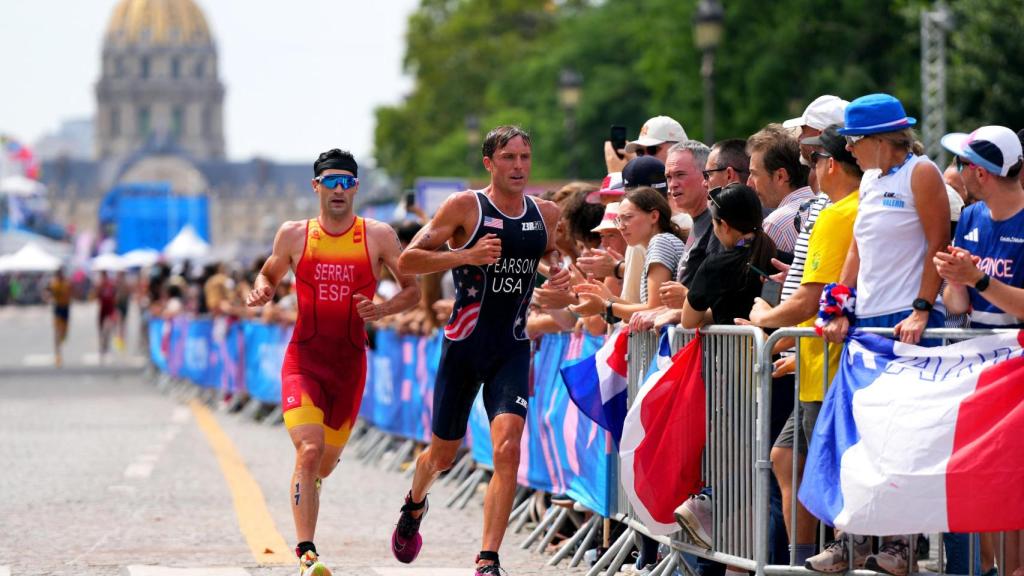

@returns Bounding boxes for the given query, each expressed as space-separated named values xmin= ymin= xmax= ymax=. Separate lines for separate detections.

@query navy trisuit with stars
xmin=432 ymin=191 xmax=548 ymax=440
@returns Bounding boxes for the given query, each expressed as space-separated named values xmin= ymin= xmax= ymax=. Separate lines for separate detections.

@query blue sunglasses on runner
xmin=316 ymin=174 xmax=359 ymax=190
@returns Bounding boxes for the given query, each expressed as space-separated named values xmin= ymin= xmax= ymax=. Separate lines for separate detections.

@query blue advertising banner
xmin=182 ymin=318 xmax=213 ymax=387
xmin=109 ymin=184 xmax=210 ymax=253
xmin=242 ymin=322 xmax=290 ymax=404
xmin=361 ymin=331 xmax=441 ymax=442
xmin=148 ymin=318 xmax=167 ymax=372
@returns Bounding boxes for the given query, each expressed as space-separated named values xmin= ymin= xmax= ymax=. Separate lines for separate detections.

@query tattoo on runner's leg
xmin=294 ymin=482 xmax=300 ymax=506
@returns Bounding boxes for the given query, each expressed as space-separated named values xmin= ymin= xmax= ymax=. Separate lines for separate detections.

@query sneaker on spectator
xmin=674 ymin=493 xmax=713 ymax=548
xmin=551 ymin=493 xmax=574 ymax=508
xmin=864 ymin=536 xmax=914 ymax=576
xmin=620 ymin=559 xmax=655 ymax=576
xmin=805 ymin=534 xmax=870 ymax=573
xmin=298 ymin=550 xmax=332 ymax=576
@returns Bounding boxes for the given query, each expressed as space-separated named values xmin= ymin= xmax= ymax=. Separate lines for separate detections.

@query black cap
xmin=622 ymin=156 xmax=667 ymax=191
xmin=801 ymin=124 xmax=857 ymax=167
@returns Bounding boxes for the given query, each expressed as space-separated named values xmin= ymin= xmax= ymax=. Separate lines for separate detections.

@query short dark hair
xmin=482 ymin=125 xmax=532 ymax=159
xmin=746 ymin=125 xmax=808 ymax=189
xmin=561 ymin=184 xmax=603 ymax=247
xmin=712 ymin=138 xmax=751 ymax=174
xmin=313 ymin=148 xmax=358 ymax=177
xmin=392 ymin=221 xmax=423 ymax=246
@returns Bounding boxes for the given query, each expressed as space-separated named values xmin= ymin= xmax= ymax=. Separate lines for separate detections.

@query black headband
xmin=315 ymin=156 xmax=358 ymax=177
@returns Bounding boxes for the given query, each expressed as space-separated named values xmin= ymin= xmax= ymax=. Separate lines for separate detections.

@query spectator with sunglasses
xmin=820 ymin=94 xmax=949 ymax=576
xmin=746 ymin=125 xmax=815 ymax=263
xmin=624 ymin=116 xmax=688 ymax=163
xmin=681 ymin=183 xmax=777 ymax=328
xmin=936 ymin=125 xmax=1024 ymax=330
xmin=703 ymin=138 xmax=751 ymax=192
xmin=783 ymin=95 xmax=849 ymax=193
xmin=245 ymin=148 xmax=421 ymax=575
xmin=741 ymin=124 xmax=865 ymax=572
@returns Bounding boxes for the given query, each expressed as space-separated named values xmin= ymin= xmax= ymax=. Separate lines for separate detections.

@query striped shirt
xmin=764 ymin=186 xmax=816 ymax=256
xmin=641 ymin=233 xmax=685 ymax=304
xmin=781 ymin=193 xmax=831 ymax=302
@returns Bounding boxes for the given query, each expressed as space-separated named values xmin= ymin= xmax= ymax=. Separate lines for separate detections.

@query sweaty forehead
xmin=496 ymin=136 xmax=531 ymax=154
xmin=320 ymin=168 xmax=354 ymax=177
xmin=667 ymin=149 xmax=695 ymax=170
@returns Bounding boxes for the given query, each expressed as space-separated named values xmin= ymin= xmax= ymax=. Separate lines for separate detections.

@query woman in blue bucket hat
xmin=815 ymin=94 xmax=950 ymax=575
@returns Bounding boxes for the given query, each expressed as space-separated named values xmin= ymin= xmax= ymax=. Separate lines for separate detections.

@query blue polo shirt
xmin=953 ymin=202 xmax=1024 ymax=328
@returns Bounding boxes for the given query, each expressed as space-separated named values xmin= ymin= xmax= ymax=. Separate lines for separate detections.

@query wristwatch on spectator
xmin=974 ymin=273 xmax=991 ymax=293
xmin=604 ymin=300 xmax=616 ymax=324
xmin=912 ymin=298 xmax=933 ymax=313
xmin=613 ymin=260 xmax=624 ymax=280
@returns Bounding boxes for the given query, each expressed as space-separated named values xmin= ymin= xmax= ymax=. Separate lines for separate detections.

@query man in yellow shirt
xmin=744 ymin=124 xmax=863 ymax=571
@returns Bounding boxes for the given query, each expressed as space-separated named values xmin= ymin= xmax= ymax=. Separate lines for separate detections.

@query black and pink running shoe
xmin=391 ymin=491 xmax=427 ymax=563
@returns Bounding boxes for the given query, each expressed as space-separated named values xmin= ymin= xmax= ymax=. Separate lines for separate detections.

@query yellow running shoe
xmin=298 ymin=550 xmax=332 ymax=576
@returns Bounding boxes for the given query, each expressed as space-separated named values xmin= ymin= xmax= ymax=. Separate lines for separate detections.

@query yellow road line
xmin=189 ymin=399 xmax=293 ymax=565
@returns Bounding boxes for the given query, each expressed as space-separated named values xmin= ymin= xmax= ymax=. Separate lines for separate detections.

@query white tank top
xmin=854 ymin=154 xmax=944 ymax=318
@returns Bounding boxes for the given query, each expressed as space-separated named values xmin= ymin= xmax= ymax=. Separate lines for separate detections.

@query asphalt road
xmin=0 ymin=305 xmax=590 ymax=576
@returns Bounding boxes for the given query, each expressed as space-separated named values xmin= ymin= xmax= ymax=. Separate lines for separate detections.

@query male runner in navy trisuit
xmin=390 ymin=125 xmax=570 ymax=576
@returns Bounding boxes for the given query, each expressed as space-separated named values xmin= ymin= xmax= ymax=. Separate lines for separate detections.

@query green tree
xmin=375 ymin=0 xmax=1018 ymax=187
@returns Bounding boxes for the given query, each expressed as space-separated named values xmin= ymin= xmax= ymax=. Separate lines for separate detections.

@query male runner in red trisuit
xmin=390 ymin=126 xmax=570 ymax=576
xmin=247 ymin=148 xmax=420 ymax=576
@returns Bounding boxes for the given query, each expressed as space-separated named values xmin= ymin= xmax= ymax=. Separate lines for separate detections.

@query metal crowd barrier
xmin=617 ymin=326 xmax=1017 ymax=576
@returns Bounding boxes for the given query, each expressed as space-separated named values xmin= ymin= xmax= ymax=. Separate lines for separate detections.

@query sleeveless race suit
xmin=281 ymin=217 xmax=377 ymax=447
xmin=432 ymin=192 xmax=548 ymax=440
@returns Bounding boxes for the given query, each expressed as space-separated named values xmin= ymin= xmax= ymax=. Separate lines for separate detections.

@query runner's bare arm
xmin=355 ymin=222 xmax=421 ymax=321
xmin=397 ymin=193 xmax=500 ymax=275
xmin=247 ymin=221 xmax=303 ymax=307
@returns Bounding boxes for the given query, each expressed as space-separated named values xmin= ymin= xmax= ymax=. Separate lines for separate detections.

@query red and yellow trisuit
xmin=282 ymin=216 xmax=376 ymax=448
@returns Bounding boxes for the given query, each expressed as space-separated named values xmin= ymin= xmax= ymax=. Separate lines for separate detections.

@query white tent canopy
xmin=0 ymin=175 xmax=46 ymax=197
xmin=0 ymin=242 xmax=63 ymax=273
xmin=120 ymin=248 xmax=161 ymax=268
xmin=163 ymin=225 xmax=210 ymax=261
xmin=91 ymin=252 xmax=126 ymax=272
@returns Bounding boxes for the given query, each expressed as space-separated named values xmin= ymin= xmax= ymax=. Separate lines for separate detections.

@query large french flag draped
xmin=800 ymin=330 xmax=1024 ymax=535
xmin=620 ymin=333 xmax=706 ymax=535
xmin=560 ymin=327 xmax=630 ymax=444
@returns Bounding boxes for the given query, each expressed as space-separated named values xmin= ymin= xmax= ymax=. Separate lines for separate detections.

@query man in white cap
xmin=624 ymin=116 xmax=688 ymax=164
xmin=783 ymin=95 xmax=848 ymax=192
xmin=936 ymin=125 xmax=1024 ymax=329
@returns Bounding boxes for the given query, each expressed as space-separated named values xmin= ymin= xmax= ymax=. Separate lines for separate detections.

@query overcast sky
xmin=0 ymin=0 xmax=419 ymax=164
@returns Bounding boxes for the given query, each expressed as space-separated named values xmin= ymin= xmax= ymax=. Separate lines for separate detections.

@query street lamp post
xmin=694 ymin=0 xmax=724 ymax=144
xmin=559 ymin=68 xmax=583 ymax=179
xmin=465 ymin=114 xmax=481 ymax=176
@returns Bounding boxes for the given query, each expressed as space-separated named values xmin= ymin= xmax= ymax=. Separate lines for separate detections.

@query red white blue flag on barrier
xmin=800 ymin=330 xmax=1024 ymax=535
xmin=561 ymin=326 xmax=630 ymax=444
xmin=620 ymin=333 xmax=706 ymax=535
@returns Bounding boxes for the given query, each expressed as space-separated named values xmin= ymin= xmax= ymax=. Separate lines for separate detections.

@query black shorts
xmin=54 ymin=305 xmax=69 ymax=322
xmin=431 ymin=339 xmax=530 ymax=441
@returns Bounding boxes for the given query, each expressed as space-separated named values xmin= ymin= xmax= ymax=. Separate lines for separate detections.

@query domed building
xmin=41 ymin=0 xmax=391 ymax=252
xmin=95 ymin=0 xmax=225 ymax=161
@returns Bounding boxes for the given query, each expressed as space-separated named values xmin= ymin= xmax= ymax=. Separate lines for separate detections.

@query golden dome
xmin=105 ymin=0 xmax=212 ymax=46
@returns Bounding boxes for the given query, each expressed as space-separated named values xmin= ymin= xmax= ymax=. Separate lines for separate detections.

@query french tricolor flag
xmin=560 ymin=327 xmax=630 ymax=444
xmin=620 ymin=333 xmax=706 ymax=535
xmin=800 ymin=330 xmax=1024 ymax=535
